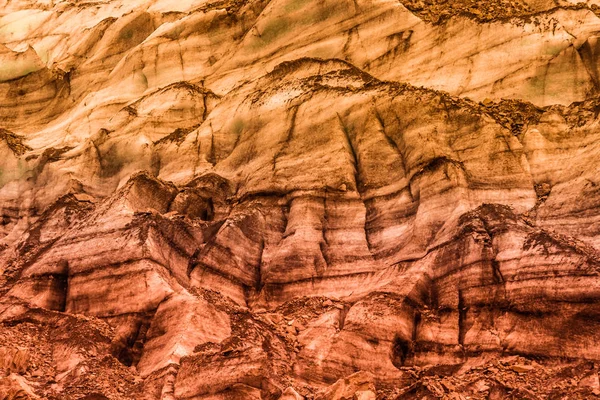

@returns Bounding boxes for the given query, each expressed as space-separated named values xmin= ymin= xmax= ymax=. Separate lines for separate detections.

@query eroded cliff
xmin=2 ymin=0 xmax=600 ymax=399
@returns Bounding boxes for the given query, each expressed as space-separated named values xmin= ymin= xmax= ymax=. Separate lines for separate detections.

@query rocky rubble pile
xmin=390 ymin=357 xmax=600 ymax=399
xmin=0 ymin=309 xmax=143 ymax=400
xmin=480 ymin=98 xmax=544 ymax=136
xmin=400 ymin=0 xmax=600 ymax=24
xmin=4 ymin=301 xmax=600 ymax=399
xmin=400 ymin=0 xmax=533 ymax=23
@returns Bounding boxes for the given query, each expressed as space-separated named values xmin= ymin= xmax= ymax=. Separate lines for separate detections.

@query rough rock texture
xmin=2 ymin=0 xmax=600 ymax=399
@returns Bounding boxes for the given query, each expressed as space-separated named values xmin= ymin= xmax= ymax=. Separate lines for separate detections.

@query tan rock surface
xmin=1 ymin=0 xmax=600 ymax=399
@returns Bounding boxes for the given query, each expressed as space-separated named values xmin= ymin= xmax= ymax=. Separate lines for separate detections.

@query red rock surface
xmin=2 ymin=0 xmax=600 ymax=399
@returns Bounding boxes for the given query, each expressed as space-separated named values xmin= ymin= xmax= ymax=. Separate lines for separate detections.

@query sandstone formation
xmin=2 ymin=0 xmax=600 ymax=399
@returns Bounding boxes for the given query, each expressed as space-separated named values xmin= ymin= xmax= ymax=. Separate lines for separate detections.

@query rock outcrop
xmin=2 ymin=0 xmax=600 ymax=399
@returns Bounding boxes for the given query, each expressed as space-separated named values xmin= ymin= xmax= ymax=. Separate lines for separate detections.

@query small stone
xmin=578 ymin=373 xmax=600 ymax=389
xmin=280 ymin=386 xmax=304 ymax=400
xmin=292 ymin=321 xmax=305 ymax=331
xmin=441 ymin=378 xmax=456 ymax=391
xmin=511 ymin=364 xmax=535 ymax=373
xmin=317 ymin=371 xmax=376 ymax=400
xmin=354 ymin=390 xmax=376 ymax=400
xmin=267 ymin=313 xmax=283 ymax=324
xmin=73 ymin=192 xmax=95 ymax=203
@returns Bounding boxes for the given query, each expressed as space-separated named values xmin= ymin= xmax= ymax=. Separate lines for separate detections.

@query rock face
xmin=2 ymin=0 xmax=600 ymax=399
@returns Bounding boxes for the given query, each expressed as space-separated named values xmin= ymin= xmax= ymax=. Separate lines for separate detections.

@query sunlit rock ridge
xmin=2 ymin=0 xmax=600 ymax=399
